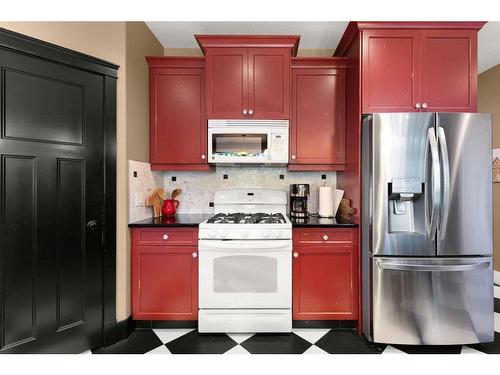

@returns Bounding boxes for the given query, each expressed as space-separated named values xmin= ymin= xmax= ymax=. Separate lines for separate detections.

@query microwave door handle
xmin=427 ymin=127 xmax=441 ymax=240
xmin=378 ymin=261 xmax=490 ymax=272
xmin=437 ymin=127 xmax=450 ymax=241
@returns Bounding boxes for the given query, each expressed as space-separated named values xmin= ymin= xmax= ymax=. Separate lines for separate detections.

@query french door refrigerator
xmin=362 ymin=112 xmax=493 ymax=345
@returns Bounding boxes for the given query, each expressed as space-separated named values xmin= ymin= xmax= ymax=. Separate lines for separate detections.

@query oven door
xmin=198 ymin=240 xmax=292 ymax=309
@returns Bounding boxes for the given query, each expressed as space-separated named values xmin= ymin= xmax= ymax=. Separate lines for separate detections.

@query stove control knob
xmin=219 ymin=230 xmax=228 ymax=239
xmin=263 ymin=230 xmax=271 ymax=238
xmin=208 ymin=230 xmax=217 ymax=238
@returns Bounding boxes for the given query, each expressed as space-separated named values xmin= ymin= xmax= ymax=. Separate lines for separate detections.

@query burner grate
xmin=206 ymin=212 xmax=286 ymax=224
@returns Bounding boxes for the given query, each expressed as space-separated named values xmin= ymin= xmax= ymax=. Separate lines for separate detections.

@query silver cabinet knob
xmin=242 ymin=109 xmax=248 ymax=116
xmin=415 ymin=103 xmax=421 ymax=109
xmin=422 ymin=103 xmax=428 ymax=109
xmin=293 ymin=252 xmax=299 ymax=258
xmin=323 ymin=234 xmax=329 ymax=241
xmin=201 ymin=154 xmax=206 ymax=160
xmin=248 ymin=109 xmax=254 ymax=116
xmin=291 ymin=155 xmax=296 ymax=160
xmin=163 ymin=234 xmax=169 ymax=240
xmin=192 ymin=252 xmax=197 ymax=258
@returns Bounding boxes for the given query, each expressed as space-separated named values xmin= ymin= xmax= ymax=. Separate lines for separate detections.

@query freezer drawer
xmin=371 ymin=257 xmax=493 ymax=345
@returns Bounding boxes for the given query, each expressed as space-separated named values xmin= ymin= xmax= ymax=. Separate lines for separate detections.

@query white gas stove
xmin=198 ymin=188 xmax=292 ymax=333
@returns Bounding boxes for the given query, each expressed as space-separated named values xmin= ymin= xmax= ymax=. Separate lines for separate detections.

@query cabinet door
xmin=132 ymin=246 xmax=198 ymax=320
xmin=291 ymin=68 xmax=345 ymax=165
xmin=150 ymin=66 xmax=206 ymax=166
xmin=205 ymin=48 xmax=248 ymax=119
xmin=362 ymin=30 xmax=420 ymax=113
xmin=248 ymin=48 xmax=290 ymax=119
xmin=420 ymin=30 xmax=477 ymax=112
xmin=293 ymin=244 xmax=358 ymax=320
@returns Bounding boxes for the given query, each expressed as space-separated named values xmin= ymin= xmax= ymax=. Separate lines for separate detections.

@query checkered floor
xmin=92 ymin=285 xmax=500 ymax=355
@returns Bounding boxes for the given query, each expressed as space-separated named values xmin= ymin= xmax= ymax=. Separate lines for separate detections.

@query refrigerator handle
xmin=426 ymin=127 xmax=441 ymax=240
xmin=378 ymin=261 xmax=490 ymax=272
xmin=438 ymin=127 xmax=451 ymax=241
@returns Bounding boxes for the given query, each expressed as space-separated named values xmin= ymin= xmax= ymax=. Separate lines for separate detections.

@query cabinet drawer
xmin=131 ymin=228 xmax=198 ymax=246
xmin=294 ymin=228 xmax=355 ymax=245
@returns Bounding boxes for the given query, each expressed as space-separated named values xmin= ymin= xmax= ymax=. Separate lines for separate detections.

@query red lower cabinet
xmin=131 ymin=228 xmax=198 ymax=320
xmin=292 ymin=228 xmax=358 ymax=320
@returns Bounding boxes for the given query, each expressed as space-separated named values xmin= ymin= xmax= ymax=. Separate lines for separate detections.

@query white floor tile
xmin=146 ymin=345 xmax=172 ymax=354
xmin=79 ymin=350 xmax=92 ymax=355
xmin=303 ymin=345 xmax=329 ymax=354
xmin=292 ymin=328 xmax=330 ymax=344
xmin=494 ymin=271 xmax=500 ymax=286
xmin=381 ymin=345 xmax=405 ymax=354
xmin=227 ymin=333 xmax=255 ymax=344
xmin=494 ymin=285 xmax=500 ymax=299
xmin=495 ymin=312 xmax=500 ymax=333
xmin=460 ymin=346 xmax=486 ymax=354
xmin=153 ymin=328 xmax=195 ymax=344
xmin=224 ymin=345 xmax=250 ymax=354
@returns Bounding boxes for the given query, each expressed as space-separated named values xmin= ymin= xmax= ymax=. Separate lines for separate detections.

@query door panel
xmin=248 ymin=48 xmax=290 ymax=119
xmin=420 ymin=30 xmax=476 ymax=112
xmin=205 ymin=48 xmax=248 ymax=119
xmin=0 ymin=48 xmax=104 ymax=353
xmin=291 ymin=68 xmax=345 ymax=164
xmin=362 ymin=30 xmax=420 ymax=113
xmin=436 ymin=113 xmax=492 ymax=256
xmin=372 ymin=257 xmax=493 ymax=345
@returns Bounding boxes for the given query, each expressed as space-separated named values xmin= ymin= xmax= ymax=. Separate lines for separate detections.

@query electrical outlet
xmin=135 ymin=192 xmax=144 ymax=207
xmin=186 ymin=192 xmax=195 ymax=202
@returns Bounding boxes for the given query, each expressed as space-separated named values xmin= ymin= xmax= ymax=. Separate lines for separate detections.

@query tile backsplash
xmin=159 ymin=166 xmax=337 ymax=214
xmin=128 ymin=160 xmax=164 ymax=223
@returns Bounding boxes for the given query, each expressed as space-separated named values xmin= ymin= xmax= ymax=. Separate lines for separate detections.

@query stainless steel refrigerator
xmin=362 ymin=112 xmax=493 ymax=345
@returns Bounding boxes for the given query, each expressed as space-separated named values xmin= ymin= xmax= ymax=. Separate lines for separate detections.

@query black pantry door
xmin=0 ymin=46 xmax=105 ymax=353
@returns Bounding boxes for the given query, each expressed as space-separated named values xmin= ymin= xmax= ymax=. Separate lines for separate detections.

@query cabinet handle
xmin=422 ymin=103 xmax=428 ymax=109
xmin=323 ymin=234 xmax=329 ymax=241
xmin=163 ymin=234 xmax=169 ymax=240
xmin=291 ymin=155 xmax=296 ymax=160
xmin=242 ymin=109 xmax=248 ymax=116
xmin=415 ymin=103 xmax=421 ymax=109
xmin=248 ymin=109 xmax=254 ymax=116
xmin=201 ymin=154 xmax=206 ymax=160
xmin=293 ymin=252 xmax=299 ymax=258
xmin=192 ymin=252 xmax=198 ymax=258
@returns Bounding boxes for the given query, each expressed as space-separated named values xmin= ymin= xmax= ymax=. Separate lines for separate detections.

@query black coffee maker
xmin=290 ymin=184 xmax=310 ymax=218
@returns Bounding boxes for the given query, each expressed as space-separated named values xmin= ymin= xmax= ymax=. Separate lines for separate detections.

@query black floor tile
xmin=92 ymin=330 xmax=163 ymax=354
xmin=240 ymin=333 xmax=312 ymax=354
xmin=494 ymin=298 xmax=500 ymax=313
xmin=391 ymin=344 xmax=462 ymax=354
xmin=468 ymin=332 xmax=500 ymax=354
xmin=165 ymin=330 xmax=237 ymax=354
xmin=315 ymin=330 xmax=386 ymax=354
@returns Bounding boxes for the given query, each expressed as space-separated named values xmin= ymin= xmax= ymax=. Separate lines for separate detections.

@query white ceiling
xmin=147 ymin=21 xmax=500 ymax=73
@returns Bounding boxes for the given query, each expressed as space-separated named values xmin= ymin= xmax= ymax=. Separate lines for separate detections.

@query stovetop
xmin=206 ymin=212 xmax=286 ymax=224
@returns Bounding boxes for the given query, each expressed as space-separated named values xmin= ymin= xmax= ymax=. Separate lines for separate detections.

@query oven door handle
xmin=199 ymin=240 xmax=291 ymax=252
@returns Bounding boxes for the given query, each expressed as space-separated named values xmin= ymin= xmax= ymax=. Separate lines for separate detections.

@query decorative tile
xmin=292 ymin=328 xmax=330 ymax=344
xmin=165 ymin=330 xmax=238 ymax=354
xmin=460 ymin=346 xmax=486 ymax=354
xmin=315 ymin=330 xmax=386 ymax=354
xmin=381 ymin=345 xmax=405 ymax=354
xmin=153 ymin=328 xmax=195 ymax=344
xmin=303 ymin=345 xmax=329 ymax=354
xmin=240 ymin=333 xmax=312 ymax=354
xmin=227 ymin=333 xmax=255 ymax=344
xmin=224 ymin=345 xmax=251 ymax=354
xmin=92 ymin=330 xmax=164 ymax=354
xmin=146 ymin=344 xmax=172 ymax=354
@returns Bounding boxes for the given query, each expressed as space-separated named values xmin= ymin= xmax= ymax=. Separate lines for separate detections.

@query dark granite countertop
xmin=288 ymin=215 xmax=358 ymax=228
xmin=128 ymin=214 xmax=212 ymax=227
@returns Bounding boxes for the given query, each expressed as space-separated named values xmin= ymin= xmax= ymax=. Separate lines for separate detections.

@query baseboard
xmin=102 ymin=317 xmax=134 ymax=347
xmin=134 ymin=320 xmax=198 ymax=330
xmin=293 ymin=320 xmax=356 ymax=329
xmin=495 ymin=270 xmax=500 ymax=286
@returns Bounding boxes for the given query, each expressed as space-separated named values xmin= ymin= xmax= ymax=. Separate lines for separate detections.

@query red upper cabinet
xmin=290 ymin=58 xmax=347 ymax=170
xmin=147 ymin=57 xmax=209 ymax=171
xmin=362 ymin=30 xmax=420 ymax=113
xmin=196 ymin=35 xmax=299 ymax=120
xmin=419 ymin=29 xmax=477 ymax=112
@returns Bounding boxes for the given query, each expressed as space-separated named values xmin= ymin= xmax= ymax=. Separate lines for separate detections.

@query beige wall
xmin=478 ymin=63 xmax=500 ymax=271
xmin=0 ymin=21 xmax=163 ymax=321
xmin=164 ymin=47 xmax=335 ymax=57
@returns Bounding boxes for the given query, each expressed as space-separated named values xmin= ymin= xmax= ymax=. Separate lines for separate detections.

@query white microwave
xmin=208 ymin=119 xmax=289 ymax=164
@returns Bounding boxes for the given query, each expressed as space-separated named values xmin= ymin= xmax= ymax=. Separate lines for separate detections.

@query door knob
xmin=415 ymin=103 xmax=421 ymax=109
xmin=422 ymin=103 xmax=428 ymax=109
xmin=201 ymin=154 xmax=206 ymax=160
xmin=192 ymin=252 xmax=198 ymax=258
xmin=163 ymin=234 xmax=169 ymax=240
xmin=291 ymin=155 xmax=296 ymax=160
xmin=86 ymin=220 xmax=97 ymax=230
xmin=248 ymin=109 xmax=254 ymax=116
xmin=242 ymin=109 xmax=248 ymax=116
xmin=293 ymin=252 xmax=299 ymax=258
xmin=323 ymin=234 xmax=329 ymax=241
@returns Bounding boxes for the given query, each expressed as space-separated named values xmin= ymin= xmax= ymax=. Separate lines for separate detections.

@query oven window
xmin=212 ymin=134 xmax=268 ymax=157
xmin=213 ymin=255 xmax=277 ymax=293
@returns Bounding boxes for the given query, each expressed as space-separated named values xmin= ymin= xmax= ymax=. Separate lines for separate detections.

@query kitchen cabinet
xmin=146 ymin=57 xmax=209 ymax=171
xmin=354 ymin=23 xmax=482 ymax=113
xmin=292 ymin=228 xmax=358 ymax=320
xmin=131 ymin=228 xmax=198 ymax=320
xmin=289 ymin=58 xmax=347 ymax=171
xmin=196 ymin=35 xmax=299 ymax=120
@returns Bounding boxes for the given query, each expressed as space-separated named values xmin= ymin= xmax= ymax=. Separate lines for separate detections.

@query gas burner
xmin=206 ymin=212 xmax=286 ymax=224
